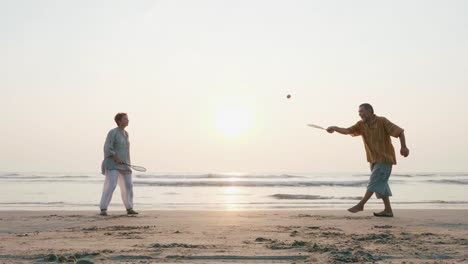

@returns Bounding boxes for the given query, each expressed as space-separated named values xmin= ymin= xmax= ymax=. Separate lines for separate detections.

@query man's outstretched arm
xmin=326 ymin=126 xmax=350 ymax=135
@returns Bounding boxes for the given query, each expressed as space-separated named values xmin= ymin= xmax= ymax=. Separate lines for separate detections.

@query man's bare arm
xmin=399 ymin=131 xmax=410 ymax=157
xmin=326 ymin=126 xmax=350 ymax=135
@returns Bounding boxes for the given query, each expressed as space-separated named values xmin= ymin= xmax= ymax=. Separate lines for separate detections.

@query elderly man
xmin=326 ymin=103 xmax=409 ymax=217
xmin=100 ymin=113 xmax=138 ymax=216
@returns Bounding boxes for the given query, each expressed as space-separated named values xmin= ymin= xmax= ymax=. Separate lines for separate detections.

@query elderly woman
xmin=99 ymin=113 xmax=138 ymax=216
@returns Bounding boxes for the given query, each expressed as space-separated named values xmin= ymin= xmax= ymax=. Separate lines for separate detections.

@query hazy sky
xmin=1 ymin=0 xmax=467 ymax=173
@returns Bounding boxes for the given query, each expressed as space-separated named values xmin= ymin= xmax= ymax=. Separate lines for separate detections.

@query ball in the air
xmin=287 ymin=94 xmax=291 ymax=99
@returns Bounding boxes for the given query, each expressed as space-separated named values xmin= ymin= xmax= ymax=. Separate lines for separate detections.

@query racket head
xmin=307 ymin=124 xmax=325 ymax=130
xmin=130 ymin=165 xmax=147 ymax=172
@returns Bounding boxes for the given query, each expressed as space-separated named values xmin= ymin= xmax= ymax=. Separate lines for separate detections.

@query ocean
xmin=0 ymin=172 xmax=467 ymax=211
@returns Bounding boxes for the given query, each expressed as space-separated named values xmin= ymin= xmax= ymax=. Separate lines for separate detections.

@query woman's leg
xmin=118 ymin=172 xmax=134 ymax=210
xmin=99 ymin=170 xmax=119 ymax=210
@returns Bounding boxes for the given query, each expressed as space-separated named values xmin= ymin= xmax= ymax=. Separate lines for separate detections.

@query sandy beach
xmin=0 ymin=210 xmax=466 ymax=263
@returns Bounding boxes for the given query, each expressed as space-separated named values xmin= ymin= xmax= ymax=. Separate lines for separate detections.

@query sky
xmin=1 ymin=0 xmax=467 ymax=173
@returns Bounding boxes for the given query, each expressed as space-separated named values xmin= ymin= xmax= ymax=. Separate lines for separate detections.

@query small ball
xmin=287 ymin=94 xmax=291 ymax=99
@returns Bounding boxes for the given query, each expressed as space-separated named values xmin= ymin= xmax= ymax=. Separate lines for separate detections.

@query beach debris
xmin=44 ymin=254 xmax=57 ymax=262
xmin=267 ymin=240 xmax=309 ymax=250
xmin=82 ymin=225 xmax=153 ymax=232
xmin=43 ymin=252 xmax=102 ymax=263
xmin=297 ymin=214 xmax=313 ymax=218
xmin=308 ymin=243 xmax=337 ymax=253
xmin=290 ymin=230 xmax=299 ymax=237
xmin=352 ymin=233 xmax=394 ymax=243
xmin=319 ymin=231 xmax=345 ymax=238
xmin=308 ymin=244 xmax=381 ymax=263
xmin=44 ymin=254 xmax=74 ymax=263
xmin=420 ymin=232 xmax=436 ymax=236
xmin=151 ymin=243 xmax=209 ymax=249
xmin=165 ymin=255 xmax=309 ymax=261
xmin=255 ymin=237 xmax=273 ymax=242
xmin=331 ymin=249 xmax=381 ymax=263
xmin=57 ymin=255 xmax=67 ymax=262
xmin=76 ymin=260 xmax=94 ymax=264
xmin=291 ymin=240 xmax=307 ymax=247
xmin=374 ymin=225 xmax=393 ymax=229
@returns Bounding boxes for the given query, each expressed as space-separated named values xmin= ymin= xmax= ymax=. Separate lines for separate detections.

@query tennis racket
xmin=123 ymin=163 xmax=147 ymax=172
xmin=307 ymin=124 xmax=326 ymax=130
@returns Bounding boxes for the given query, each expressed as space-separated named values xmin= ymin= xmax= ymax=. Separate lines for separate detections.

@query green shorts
xmin=367 ymin=163 xmax=393 ymax=199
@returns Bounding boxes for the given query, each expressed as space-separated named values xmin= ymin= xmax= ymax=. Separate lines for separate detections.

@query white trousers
xmin=99 ymin=170 xmax=134 ymax=210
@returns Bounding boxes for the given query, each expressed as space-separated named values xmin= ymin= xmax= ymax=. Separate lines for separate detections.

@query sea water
xmin=0 ymin=172 xmax=467 ymax=210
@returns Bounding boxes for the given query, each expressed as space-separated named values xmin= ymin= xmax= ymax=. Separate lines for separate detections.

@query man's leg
xmin=372 ymin=164 xmax=394 ymax=217
xmin=373 ymin=196 xmax=394 ymax=217
xmin=348 ymin=191 xmax=373 ymax=213
xmin=348 ymin=164 xmax=376 ymax=213
xmin=99 ymin=170 xmax=119 ymax=213
xmin=382 ymin=197 xmax=392 ymax=213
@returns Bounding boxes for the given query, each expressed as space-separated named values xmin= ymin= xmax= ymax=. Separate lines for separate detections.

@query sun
xmin=215 ymin=104 xmax=253 ymax=137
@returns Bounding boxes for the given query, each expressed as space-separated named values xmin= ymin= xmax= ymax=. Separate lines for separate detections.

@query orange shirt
xmin=347 ymin=115 xmax=403 ymax=165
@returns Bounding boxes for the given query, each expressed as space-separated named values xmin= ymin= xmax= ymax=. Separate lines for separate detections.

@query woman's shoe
xmin=127 ymin=208 xmax=139 ymax=215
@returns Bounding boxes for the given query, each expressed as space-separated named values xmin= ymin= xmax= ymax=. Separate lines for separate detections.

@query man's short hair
xmin=359 ymin=103 xmax=374 ymax=114
xmin=114 ymin=112 xmax=127 ymax=125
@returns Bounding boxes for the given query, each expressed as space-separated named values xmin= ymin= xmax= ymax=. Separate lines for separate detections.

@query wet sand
xmin=0 ymin=210 xmax=467 ymax=263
